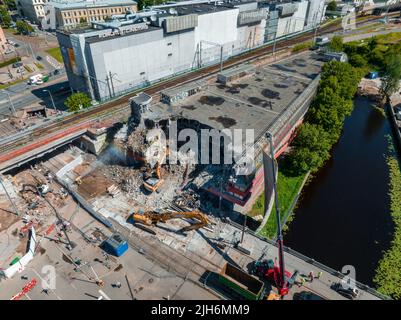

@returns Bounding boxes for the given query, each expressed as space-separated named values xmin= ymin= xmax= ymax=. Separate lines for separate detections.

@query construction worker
xmin=309 ymin=271 xmax=314 ymax=282
xmin=316 ymin=271 xmax=323 ymax=279
xmin=299 ymin=277 xmax=306 ymax=286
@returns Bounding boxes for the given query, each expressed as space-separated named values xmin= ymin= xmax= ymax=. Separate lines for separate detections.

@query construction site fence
xmin=226 ymin=219 xmax=391 ymax=300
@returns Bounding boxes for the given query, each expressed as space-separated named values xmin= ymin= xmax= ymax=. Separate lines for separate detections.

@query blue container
xmin=102 ymin=233 xmax=128 ymax=257
xmin=368 ymin=71 xmax=379 ymax=79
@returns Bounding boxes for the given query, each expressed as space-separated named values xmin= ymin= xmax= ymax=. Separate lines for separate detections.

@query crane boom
xmin=268 ymin=133 xmax=288 ymax=296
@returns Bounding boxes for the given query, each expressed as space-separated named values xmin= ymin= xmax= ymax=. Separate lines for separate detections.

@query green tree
xmin=326 ymin=1 xmax=337 ymax=11
xmin=380 ymin=54 xmax=401 ymax=103
xmin=321 ymin=61 xmax=361 ymax=100
xmin=287 ymin=124 xmax=331 ymax=173
xmin=0 ymin=5 xmax=11 ymax=28
xmin=65 ymin=92 xmax=92 ymax=112
xmin=328 ymin=35 xmax=343 ymax=52
xmin=137 ymin=0 xmax=165 ymax=10
xmin=16 ymin=20 xmax=34 ymax=35
xmin=4 ymin=0 xmax=16 ymax=10
xmin=348 ymin=53 xmax=368 ymax=69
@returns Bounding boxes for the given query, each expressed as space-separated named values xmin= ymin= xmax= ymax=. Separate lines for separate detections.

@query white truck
xmin=28 ymin=74 xmax=44 ymax=85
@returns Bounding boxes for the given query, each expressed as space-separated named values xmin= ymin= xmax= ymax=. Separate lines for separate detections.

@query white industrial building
xmin=56 ymin=0 xmax=325 ymax=101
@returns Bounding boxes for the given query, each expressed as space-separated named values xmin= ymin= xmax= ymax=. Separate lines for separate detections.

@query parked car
xmin=12 ymin=62 xmax=23 ymax=68
xmin=4 ymin=48 xmax=14 ymax=54
xmin=331 ymin=283 xmax=359 ymax=299
xmin=36 ymin=56 xmax=42 ymax=61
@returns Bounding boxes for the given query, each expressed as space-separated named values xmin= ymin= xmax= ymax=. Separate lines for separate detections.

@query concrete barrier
xmin=0 ymin=228 xmax=36 ymax=279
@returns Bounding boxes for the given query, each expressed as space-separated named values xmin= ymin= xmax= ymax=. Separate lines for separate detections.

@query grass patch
xmin=0 ymin=56 xmax=21 ymax=68
xmin=0 ymin=77 xmax=27 ymax=90
xmin=34 ymin=62 xmax=44 ymax=70
xmin=374 ymin=32 xmax=401 ymax=45
xmin=251 ymin=167 xmax=306 ymax=239
xmin=373 ymin=137 xmax=401 ymax=299
xmin=46 ymin=47 xmax=63 ymax=63
xmin=292 ymin=41 xmax=313 ymax=53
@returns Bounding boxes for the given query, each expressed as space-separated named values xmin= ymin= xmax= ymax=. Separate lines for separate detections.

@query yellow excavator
xmin=143 ymin=162 xmax=164 ymax=193
xmin=131 ymin=210 xmax=210 ymax=233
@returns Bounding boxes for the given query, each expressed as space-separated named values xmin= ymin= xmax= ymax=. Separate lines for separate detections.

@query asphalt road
xmin=0 ymin=75 xmax=70 ymax=116
xmin=0 ymin=31 xmax=69 ymax=117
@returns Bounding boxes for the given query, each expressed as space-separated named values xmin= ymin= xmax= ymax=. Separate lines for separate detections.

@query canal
xmin=283 ymin=96 xmax=395 ymax=287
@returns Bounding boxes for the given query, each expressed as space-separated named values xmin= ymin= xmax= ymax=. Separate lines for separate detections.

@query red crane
xmin=252 ymin=133 xmax=298 ymax=297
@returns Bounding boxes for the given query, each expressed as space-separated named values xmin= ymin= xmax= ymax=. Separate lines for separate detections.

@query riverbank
xmin=250 ymin=167 xmax=307 ymax=239
xmin=373 ymin=138 xmax=401 ymax=299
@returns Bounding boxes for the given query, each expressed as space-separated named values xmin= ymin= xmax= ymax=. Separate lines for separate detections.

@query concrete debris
xmin=127 ymin=128 xmax=148 ymax=153
xmin=107 ymin=184 xmax=121 ymax=198
xmin=174 ymin=190 xmax=200 ymax=210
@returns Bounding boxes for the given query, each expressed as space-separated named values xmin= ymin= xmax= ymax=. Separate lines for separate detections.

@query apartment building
xmin=42 ymin=0 xmax=138 ymax=29
xmin=17 ymin=0 xmax=49 ymax=24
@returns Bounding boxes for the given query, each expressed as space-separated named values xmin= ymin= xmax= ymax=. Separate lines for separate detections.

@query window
xmin=167 ymin=42 xmax=172 ymax=46
xmin=140 ymin=72 xmax=145 ymax=75
xmin=168 ymin=53 xmax=172 ymax=57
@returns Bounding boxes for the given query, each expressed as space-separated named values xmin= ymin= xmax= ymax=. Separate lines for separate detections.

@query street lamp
xmin=43 ymin=89 xmax=57 ymax=112
xmin=2 ymin=89 xmax=16 ymax=115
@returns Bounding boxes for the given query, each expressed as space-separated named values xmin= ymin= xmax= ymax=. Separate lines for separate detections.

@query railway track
xmin=0 ymin=13 xmax=395 ymax=160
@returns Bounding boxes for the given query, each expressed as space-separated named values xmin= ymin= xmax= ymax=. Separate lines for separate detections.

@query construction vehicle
xmin=249 ymin=134 xmax=298 ymax=298
xmin=75 ymin=176 xmax=82 ymax=185
xmin=142 ymin=162 xmax=164 ymax=193
xmin=218 ymin=262 xmax=265 ymax=300
xmin=131 ymin=210 xmax=209 ymax=233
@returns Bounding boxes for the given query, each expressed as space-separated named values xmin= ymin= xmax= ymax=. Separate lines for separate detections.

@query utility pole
xmin=105 ymin=74 xmax=112 ymax=99
xmin=220 ymin=46 xmax=223 ymax=73
xmin=109 ymin=71 xmax=115 ymax=97
xmin=43 ymin=89 xmax=57 ymax=112
xmin=3 ymin=89 xmax=16 ymax=114
xmin=272 ymin=31 xmax=277 ymax=59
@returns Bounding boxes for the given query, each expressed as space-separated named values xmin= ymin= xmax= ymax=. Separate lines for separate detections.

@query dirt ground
xmin=0 ymin=203 xmax=19 ymax=232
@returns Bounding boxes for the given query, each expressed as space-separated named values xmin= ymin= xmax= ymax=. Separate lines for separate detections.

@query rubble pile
xmin=173 ymin=190 xmax=200 ymax=210
xmin=126 ymin=128 xmax=148 ymax=152
xmin=100 ymin=165 xmax=144 ymax=194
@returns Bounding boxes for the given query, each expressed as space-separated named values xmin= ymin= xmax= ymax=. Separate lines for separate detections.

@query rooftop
xmin=149 ymin=51 xmax=323 ymax=138
xmin=48 ymin=0 xmax=137 ymax=10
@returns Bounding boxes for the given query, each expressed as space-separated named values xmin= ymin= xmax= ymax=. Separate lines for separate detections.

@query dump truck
xmin=218 ymin=263 xmax=265 ymax=300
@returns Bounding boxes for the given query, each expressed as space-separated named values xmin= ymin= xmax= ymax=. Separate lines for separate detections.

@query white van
xmin=28 ymin=74 xmax=43 ymax=85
